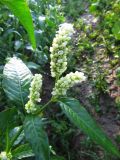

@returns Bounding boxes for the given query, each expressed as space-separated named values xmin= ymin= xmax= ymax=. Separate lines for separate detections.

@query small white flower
xmin=62 ymin=42 xmax=67 ymax=47
xmin=0 ymin=152 xmax=7 ymax=160
xmin=50 ymin=23 xmax=74 ymax=78
xmin=50 ymin=47 xmax=53 ymax=52
xmin=58 ymin=59 xmax=63 ymax=63
xmin=58 ymin=51 xmax=64 ymax=55
xmin=0 ymin=151 xmax=12 ymax=160
xmin=25 ymin=74 xmax=42 ymax=114
xmin=38 ymin=16 xmax=46 ymax=21
xmin=52 ymin=71 xmax=86 ymax=98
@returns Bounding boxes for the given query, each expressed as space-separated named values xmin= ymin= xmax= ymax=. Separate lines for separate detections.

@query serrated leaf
xmin=0 ymin=107 xmax=19 ymax=134
xmin=2 ymin=57 xmax=33 ymax=110
xmin=2 ymin=0 xmax=36 ymax=49
xmin=59 ymin=97 xmax=120 ymax=157
xmin=12 ymin=144 xmax=34 ymax=159
xmin=24 ymin=115 xmax=50 ymax=160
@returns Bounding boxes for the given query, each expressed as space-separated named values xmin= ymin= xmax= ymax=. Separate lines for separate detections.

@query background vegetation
xmin=0 ymin=0 xmax=120 ymax=160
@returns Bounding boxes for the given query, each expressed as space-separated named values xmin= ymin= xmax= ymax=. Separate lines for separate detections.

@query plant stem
xmin=39 ymin=99 xmax=53 ymax=113
xmin=5 ymin=127 xmax=9 ymax=153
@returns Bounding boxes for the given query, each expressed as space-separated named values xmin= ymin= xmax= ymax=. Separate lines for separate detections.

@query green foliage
xmin=2 ymin=0 xmax=36 ymax=49
xmin=0 ymin=107 xmax=18 ymax=135
xmin=59 ymin=97 xmax=120 ymax=157
xmin=0 ymin=107 xmax=19 ymax=152
xmin=12 ymin=144 xmax=34 ymax=159
xmin=1 ymin=55 xmax=119 ymax=159
xmin=24 ymin=115 xmax=50 ymax=160
xmin=112 ymin=21 xmax=120 ymax=40
xmin=116 ymin=67 xmax=120 ymax=86
xmin=1 ymin=0 xmax=36 ymax=48
xmin=0 ymin=0 xmax=64 ymax=67
xmin=115 ymin=67 xmax=120 ymax=107
xmin=75 ymin=24 xmax=94 ymax=57
xmin=2 ymin=57 xmax=33 ymax=110
xmin=94 ymin=72 xmax=108 ymax=93
xmin=73 ymin=0 xmax=120 ymax=61
xmin=90 ymin=0 xmax=120 ymax=42
xmin=31 ymin=0 xmax=65 ymax=62
xmin=62 ymin=0 xmax=90 ymax=19
xmin=0 ymin=1 xmax=120 ymax=159
xmin=51 ymin=155 xmax=65 ymax=160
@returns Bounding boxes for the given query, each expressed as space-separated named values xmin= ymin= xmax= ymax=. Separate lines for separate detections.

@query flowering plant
xmin=1 ymin=23 xmax=120 ymax=160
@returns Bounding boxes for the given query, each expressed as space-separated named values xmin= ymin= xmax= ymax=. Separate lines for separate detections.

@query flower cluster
xmin=50 ymin=23 xmax=74 ymax=79
xmin=25 ymin=74 xmax=42 ymax=114
xmin=0 ymin=152 xmax=12 ymax=160
xmin=52 ymin=71 xmax=86 ymax=98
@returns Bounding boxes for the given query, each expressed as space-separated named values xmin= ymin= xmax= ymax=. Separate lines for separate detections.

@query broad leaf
xmin=24 ymin=115 xmax=50 ymax=160
xmin=3 ymin=57 xmax=33 ymax=110
xmin=0 ymin=107 xmax=19 ymax=134
xmin=12 ymin=144 xmax=34 ymax=159
xmin=59 ymin=97 xmax=120 ymax=157
xmin=2 ymin=0 xmax=36 ymax=49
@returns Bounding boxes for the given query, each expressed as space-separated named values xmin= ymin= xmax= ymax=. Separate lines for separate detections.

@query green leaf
xmin=2 ymin=0 xmax=36 ymax=49
xmin=26 ymin=62 xmax=40 ymax=70
xmin=12 ymin=144 xmax=34 ymax=159
xmin=24 ymin=115 xmax=50 ymax=160
xmin=2 ymin=57 xmax=33 ymax=110
xmin=59 ymin=97 xmax=120 ymax=157
xmin=89 ymin=2 xmax=99 ymax=13
xmin=112 ymin=21 xmax=120 ymax=40
xmin=0 ymin=107 xmax=19 ymax=134
xmin=10 ymin=126 xmax=24 ymax=146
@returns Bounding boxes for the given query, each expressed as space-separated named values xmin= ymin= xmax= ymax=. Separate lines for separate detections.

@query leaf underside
xmin=3 ymin=57 xmax=33 ymax=110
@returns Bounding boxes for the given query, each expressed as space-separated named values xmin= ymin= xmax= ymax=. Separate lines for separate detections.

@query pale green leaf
xmin=2 ymin=57 xmax=33 ymax=110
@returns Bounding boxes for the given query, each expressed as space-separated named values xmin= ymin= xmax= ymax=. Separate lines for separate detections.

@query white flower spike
xmin=52 ymin=71 xmax=86 ymax=98
xmin=50 ymin=23 xmax=74 ymax=79
xmin=25 ymin=74 xmax=42 ymax=114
